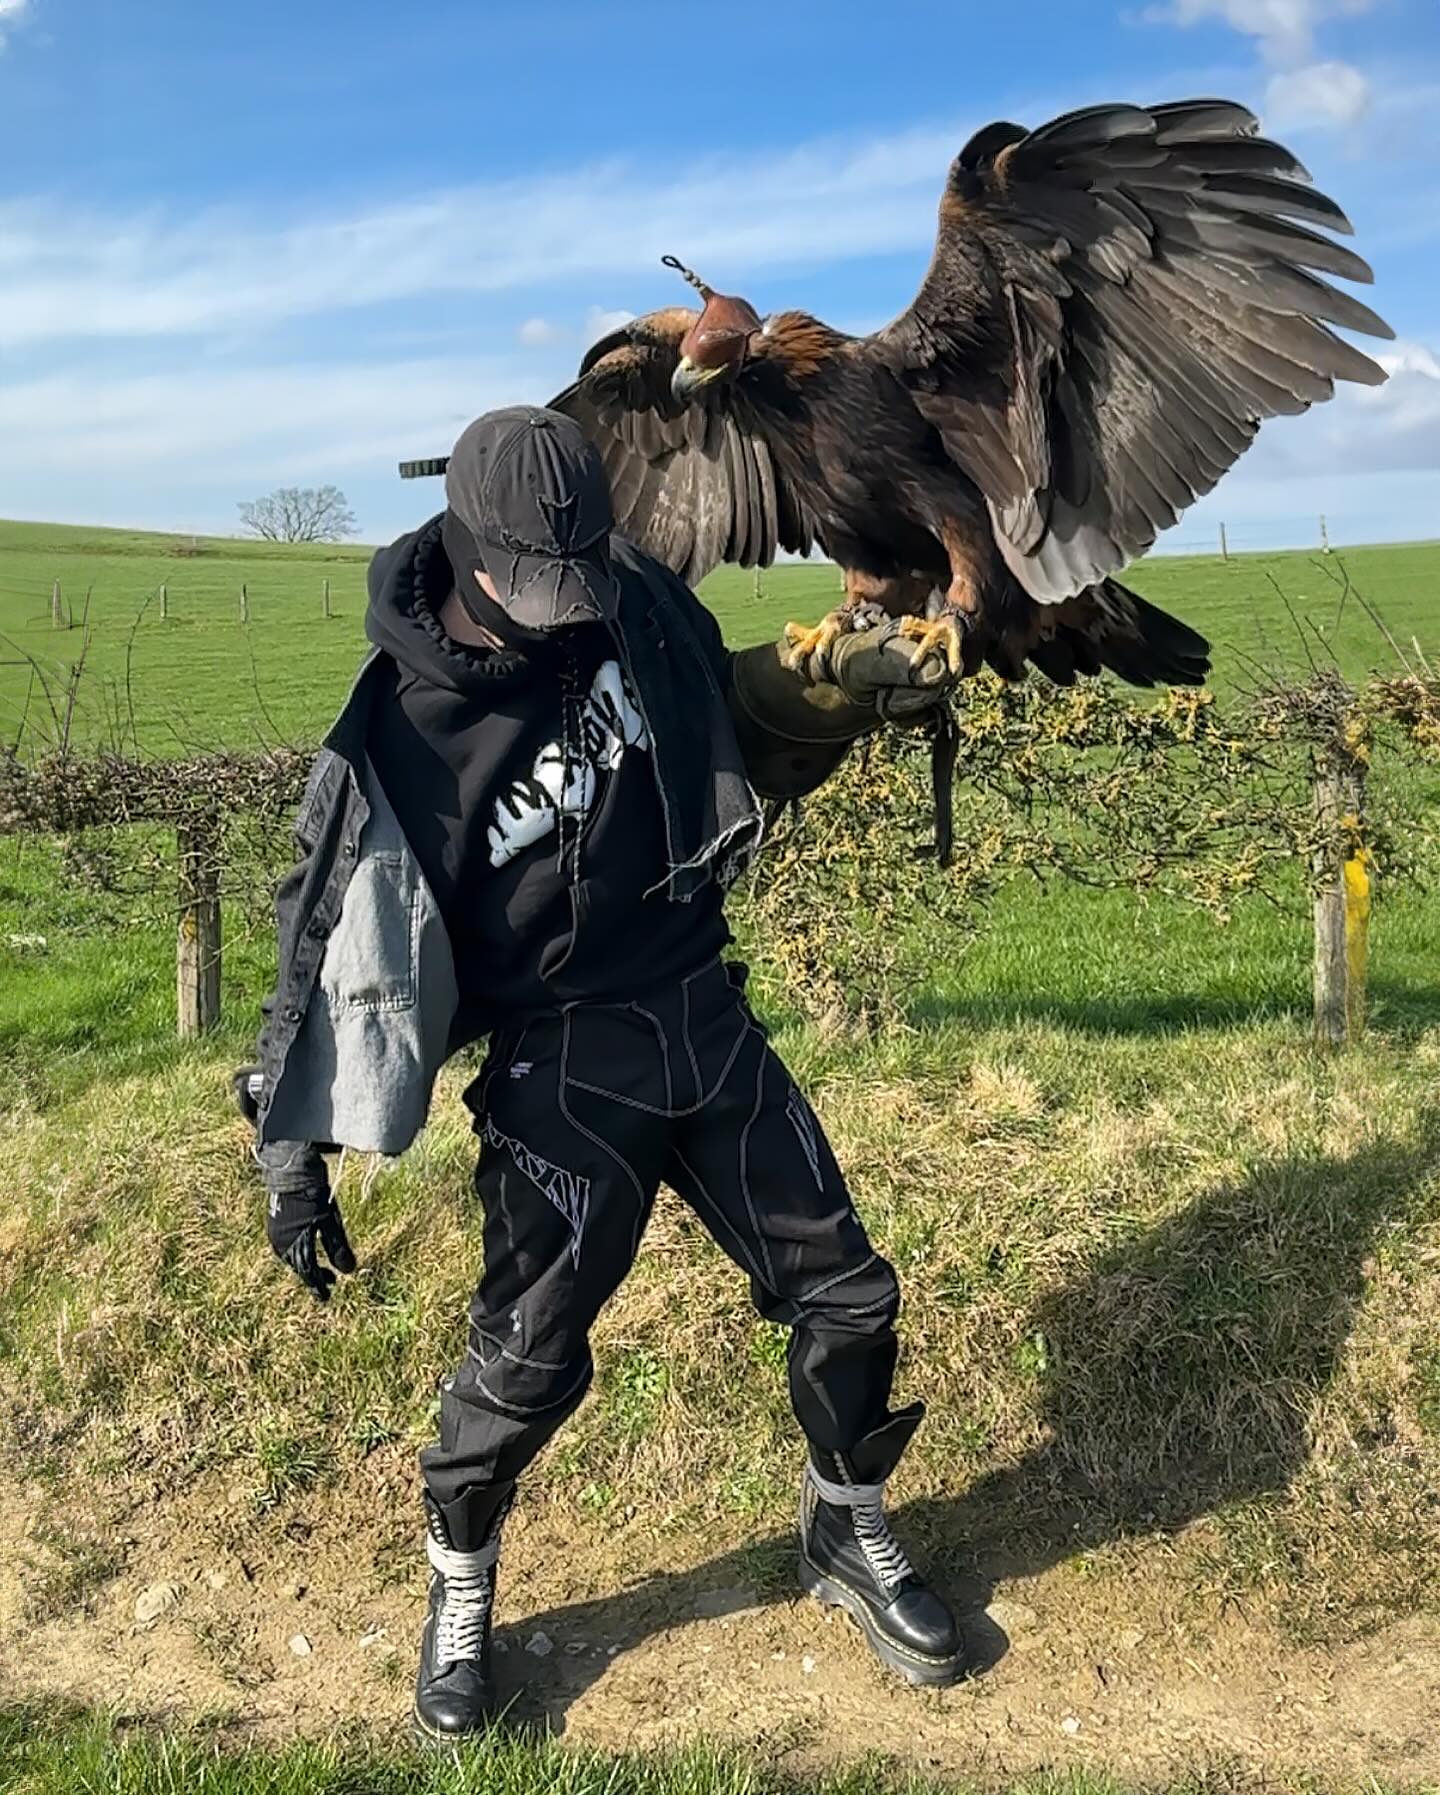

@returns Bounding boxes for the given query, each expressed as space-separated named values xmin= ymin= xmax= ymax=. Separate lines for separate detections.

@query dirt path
xmin=3 ymin=1458 xmax=1436 ymax=1786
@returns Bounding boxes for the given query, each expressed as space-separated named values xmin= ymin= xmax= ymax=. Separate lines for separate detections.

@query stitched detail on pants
xmin=669 ymin=1144 xmax=780 ymax=1297
xmin=482 ymin=1115 xmax=590 ymax=1269
xmin=697 ymin=1014 xmax=752 ymax=1109
xmin=680 ymin=981 xmax=702 ymax=1111
xmin=557 ymin=1012 xmax=652 ymax=1256
xmin=564 ymin=1013 xmax=749 ymax=1118
xmin=469 ymin=1322 xmax=570 ymax=1375
xmin=786 ymin=1086 xmax=824 ymax=1190
xmin=631 ymin=1002 xmax=674 ymax=1112
xmin=463 ymin=1355 xmax=591 ymax=1418
xmin=797 ymin=1252 xmax=882 ymax=1307
xmin=737 ymin=1028 xmax=779 ymax=1289
xmin=845 ymin=1289 xmax=901 ymax=1317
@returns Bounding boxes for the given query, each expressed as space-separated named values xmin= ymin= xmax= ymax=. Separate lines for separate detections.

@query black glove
xmin=813 ymin=619 xmax=954 ymax=722
xmin=263 ymin=1148 xmax=357 ymax=1304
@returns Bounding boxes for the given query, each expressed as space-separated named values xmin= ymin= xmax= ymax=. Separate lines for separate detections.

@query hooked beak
xmin=671 ymin=355 xmax=722 ymax=404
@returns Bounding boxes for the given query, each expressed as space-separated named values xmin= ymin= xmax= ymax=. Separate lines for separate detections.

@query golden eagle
xmin=549 ymin=99 xmax=1391 ymax=689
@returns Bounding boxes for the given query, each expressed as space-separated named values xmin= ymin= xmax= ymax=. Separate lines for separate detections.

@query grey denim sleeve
xmin=255 ymin=1137 xmax=329 ymax=1196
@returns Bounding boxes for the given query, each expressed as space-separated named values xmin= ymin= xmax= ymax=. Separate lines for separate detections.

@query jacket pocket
xmin=318 ymin=850 xmax=419 ymax=1012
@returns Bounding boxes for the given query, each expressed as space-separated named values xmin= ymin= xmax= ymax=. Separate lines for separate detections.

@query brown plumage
xmin=550 ymin=98 xmax=1393 ymax=691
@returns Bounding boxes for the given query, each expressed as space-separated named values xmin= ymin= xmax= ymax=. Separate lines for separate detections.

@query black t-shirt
xmin=365 ymin=525 xmax=728 ymax=1032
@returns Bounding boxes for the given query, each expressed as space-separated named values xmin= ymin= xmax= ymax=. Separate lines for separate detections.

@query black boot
xmin=798 ymin=1405 xmax=965 ymax=1688
xmin=413 ymin=1483 xmax=515 ymax=1747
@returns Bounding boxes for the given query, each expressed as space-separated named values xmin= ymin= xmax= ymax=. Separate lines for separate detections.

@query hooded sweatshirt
xmin=364 ymin=518 xmax=730 ymax=1032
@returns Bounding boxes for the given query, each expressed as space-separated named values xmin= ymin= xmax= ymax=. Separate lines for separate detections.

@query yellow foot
xmin=782 ymin=611 xmax=846 ymax=674
xmin=897 ymin=612 xmax=966 ymax=679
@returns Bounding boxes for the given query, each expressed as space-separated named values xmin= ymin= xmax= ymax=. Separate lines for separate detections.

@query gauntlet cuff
xmin=729 ymin=642 xmax=883 ymax=801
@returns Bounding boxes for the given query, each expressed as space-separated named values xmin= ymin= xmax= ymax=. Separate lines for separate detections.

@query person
xmin=235 ymin=406 xmax=964 ymax=1746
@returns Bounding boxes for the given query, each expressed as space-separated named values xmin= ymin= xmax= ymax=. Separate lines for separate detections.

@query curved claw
xmin=896 ymin=612 xmax=965 ymax=680
xmin=782 ymin=611 xmax=847 ymax=674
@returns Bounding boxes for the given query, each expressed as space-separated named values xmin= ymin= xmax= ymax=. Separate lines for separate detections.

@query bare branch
xmin=237 ymin=485 xmax=358 ymax=544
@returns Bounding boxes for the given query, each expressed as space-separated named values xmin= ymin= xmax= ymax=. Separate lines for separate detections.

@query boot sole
xmin=798 ymin=1555 xmax=966 ymax=1689
xmin=411 ymin=1703 xmax=493 ymax=1755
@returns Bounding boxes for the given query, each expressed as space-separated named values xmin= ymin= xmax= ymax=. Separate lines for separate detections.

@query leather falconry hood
xmin=664 ymin=254 xmax=763 ymax=373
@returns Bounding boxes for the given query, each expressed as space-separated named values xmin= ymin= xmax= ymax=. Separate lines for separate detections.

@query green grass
xmin=0 ymin=1704 xmax=1425 ymax=1795
xmin=3 ymin=519 xmax=1437 ymax=754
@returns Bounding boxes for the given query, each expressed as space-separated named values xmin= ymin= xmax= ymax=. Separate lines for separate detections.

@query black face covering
xmin=443 ymin=510 xmax=617 ymax=681
xmin=443 ymin=510 xmax=559 ymax=655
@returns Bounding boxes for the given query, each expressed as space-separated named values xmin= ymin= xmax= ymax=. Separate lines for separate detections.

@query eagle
xmin=546 ymin=99 xmax=1391 ymax=690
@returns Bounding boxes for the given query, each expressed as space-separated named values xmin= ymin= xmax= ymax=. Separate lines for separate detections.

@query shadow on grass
xmin=903 ymin=977 xmax=1440 ymax=1038
xmin=498 ymin=1115 xmax=1440 ymax=1730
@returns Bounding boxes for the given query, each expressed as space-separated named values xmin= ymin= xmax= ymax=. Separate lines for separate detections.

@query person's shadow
xmin=495 ymin=1113 xmax=1440 ymax=1726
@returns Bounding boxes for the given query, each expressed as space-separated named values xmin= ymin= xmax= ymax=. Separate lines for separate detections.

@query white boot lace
xmin=427 ymin=1533 xmax=500 ymax=1663
xmin=808 ymin=1466 xmax=917 ymax=1593
xmin=851 ymin=1496 xmax=917 ymax=1590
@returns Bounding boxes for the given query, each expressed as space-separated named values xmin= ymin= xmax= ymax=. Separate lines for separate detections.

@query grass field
xmin=3 ymin=520 xmax=1440 ymax=1788
xmin=3 ymin=517 xmax=1438 ymax=751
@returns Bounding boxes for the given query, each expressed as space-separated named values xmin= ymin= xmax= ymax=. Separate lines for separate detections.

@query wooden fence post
xmin=159 ymin=582 xmax=169 ymax=620
xmin=239 ymin=583 xmax=249 ymax=624
xmin=1312 ymin=734 xmax=1370 ymax=1048
xmin=177 ymin=808 xmax=222 ymax=1037
xmin=1320 ymin=514 xmax=1331 ymax=554
xmin=51 ymin=579 xmax=67 ymax=629
xmin=322 ymin=577 xmax=331 ymax=619
xmin=1219 ymin=522 xmax=1229 ymax=561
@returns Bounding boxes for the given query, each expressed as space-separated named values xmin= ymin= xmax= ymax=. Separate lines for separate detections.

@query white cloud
xmin=584 ymin=307 xmax=635 ymax=346
xmin=1375 ymin=341 xmax=1440 ymax=382
xmin=1236 ymin=336 xmax=1440 ymax=480
xmin=1146 ymin=0 xmax=1374 ymax=137
xmin=1265 ymin=59 xmax=1371 ymax=128
xmin=0 ymin=122 xmax=964 ymax=351
xmin=0 ymin=0 xmax=31 ymax=50
xmin=0 ymin=355 xmax=544 ymax=487
xmin=1146 ymin=0 xmax=1372 ymax=63
xmin=517 ymin=316 xmax=561 ymax=346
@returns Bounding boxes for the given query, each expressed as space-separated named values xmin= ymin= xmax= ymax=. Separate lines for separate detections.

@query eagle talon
xmin=782 ymin=612 xmax=847 ymax=675
xmin=896 ymin=612 xmax=966 ymax=680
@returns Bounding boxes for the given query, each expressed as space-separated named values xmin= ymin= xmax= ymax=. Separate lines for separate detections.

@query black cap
xmin=443 ymin=406 xmax=620 ymax=631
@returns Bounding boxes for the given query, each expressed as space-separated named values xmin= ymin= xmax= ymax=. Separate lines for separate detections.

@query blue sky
xmin=1 ymin=0 xmax=1437 ymax=550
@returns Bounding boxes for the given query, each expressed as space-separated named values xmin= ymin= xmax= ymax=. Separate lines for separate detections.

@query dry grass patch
xmin=1 ymin=1019 xmax=1438 ymax=1653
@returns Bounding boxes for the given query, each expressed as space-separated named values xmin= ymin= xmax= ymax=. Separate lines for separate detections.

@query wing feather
xmin=875 ymin=98 xmax=1393 ymax=603
xmin=549 ymin=310 xmax=814 ymax=588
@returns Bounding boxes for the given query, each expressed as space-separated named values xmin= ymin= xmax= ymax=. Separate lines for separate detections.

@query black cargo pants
xmin=420 ymin=958 xmax=906 ymax=1532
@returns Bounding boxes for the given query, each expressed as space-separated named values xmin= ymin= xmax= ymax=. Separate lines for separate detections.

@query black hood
xmin=365 ymin=516 xmax=535 ymax=699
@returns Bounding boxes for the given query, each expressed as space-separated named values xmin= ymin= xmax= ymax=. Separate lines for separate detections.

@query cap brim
xmin=475 ymin=539 xmax=620 ymax=630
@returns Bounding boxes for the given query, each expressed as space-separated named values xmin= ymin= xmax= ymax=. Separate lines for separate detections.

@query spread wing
xmin=875 ymin=100 xmax=1393 ymax=604
xmin=549 ymin=309 xmax=816 ymax=588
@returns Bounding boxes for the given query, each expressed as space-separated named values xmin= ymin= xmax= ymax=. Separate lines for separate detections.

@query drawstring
xmin=556 ymin=642 xmax=586 ymax=886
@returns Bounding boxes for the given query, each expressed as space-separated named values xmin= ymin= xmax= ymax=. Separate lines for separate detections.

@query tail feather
xmin=1067 ymin=577 xmax=1210 ymax=688
xmin=982 ymin=567 xmax=1210 ymax=688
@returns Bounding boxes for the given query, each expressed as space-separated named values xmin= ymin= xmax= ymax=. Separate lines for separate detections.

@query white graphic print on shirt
xmin=487 ymin=660 xmax=650 ymax=868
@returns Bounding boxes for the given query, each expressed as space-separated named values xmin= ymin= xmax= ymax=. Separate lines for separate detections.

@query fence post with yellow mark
xmin=1312 ymin=718 xmax=1372 ymax=1049
xmin=177 ymin=805 xmax=222 ymax=1038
